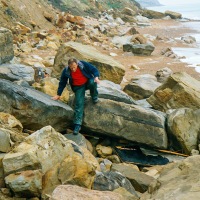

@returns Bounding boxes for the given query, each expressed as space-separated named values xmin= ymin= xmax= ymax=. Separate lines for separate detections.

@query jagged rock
xmin=64 ymin=133 xmax=87 ymax=149
xmin=123 ymin=74 xmax=161 ymax=100
xmin=99 ymin=159 xmax=112 ymax=172
xmin=19 ymin=42 xmax=32 ymax=53
xmin=0 ymin=64 xmax=35 ymax=84
xmin=112 ymin=35 xmax=132 ymax=48
xmin=93 ymin=80 xmax=135 ymax=104
xmin=181 ymin=36 xmax=196 ymax=44
xmin=96 ymin=144 xmax=113 ymax=158
xmin=131 ymin=34 xmax=147 ymax=44
xmin=0 ymin=129 xmax=11 ymax=153
xmin=134 ymin=15 xmax=150 ymax=23
xmin=15 ymin=22 xmax=31 ymax=35
xmin=47 ymin=41 xmax=58 ymax=50
xmin=111 ymin=163 xmax=157 ymax=193
xmin=123 ymin=43 xmax=155 ymax=56
xmin=147 ymin=72 xmax=200 ymax=112
xmin=155 ymin=67 xmax=173 ymax=83
xmin=165 ymin=10 xmax=182 ymax=19
xmin=0 ymin=28 xmax=14 ymax=64
xmin=0 ymin=113 xmax=28 ymax=146
xmin=83 ymin=99 xmax=167 ymax=149
xmin=142 ymin=9 xmax=165 ymax=19
xmin=5 ymin=170 xmax=42 ymax=198
xmin=53 ymin=41 xmax=125 ymax=84
xmin=141 ymin=156 xmax=200 ymax=200
xmin=32 ymin=77 xmax=69 ymax=103
xmin=167 ymin=108 xmax=200 ymax=154
xmin=122 ymin=7 xmax=137 ymax=16
xmin=0 ymin=79 xmax=73 ymax=131
xmin=3 ymin=126 xmax=99 ymax=198
xmin=93 ymin=171 xmax=138 ymax=198
xmin=0 ymin=112 xmax=23 ymax=133
xmin=50 ymin=185 xmax=125 ymax=200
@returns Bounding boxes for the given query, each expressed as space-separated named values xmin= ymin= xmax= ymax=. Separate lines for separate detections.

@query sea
xmin=148 ymin=3 xmax=200 ymax=73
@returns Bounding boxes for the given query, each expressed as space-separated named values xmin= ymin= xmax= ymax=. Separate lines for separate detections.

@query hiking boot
xmin=93 ymin=98 xmax=99 ymax=104
xmin=73 ymin=124 xmax=81 ymax=135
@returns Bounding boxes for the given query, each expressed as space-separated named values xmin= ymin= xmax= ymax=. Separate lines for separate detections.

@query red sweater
xmin=71 ymin=67 xmax=88 ymax=86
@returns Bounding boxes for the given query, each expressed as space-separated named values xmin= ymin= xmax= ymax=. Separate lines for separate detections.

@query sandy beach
xmin=95 ymin=18 xmax=200 ymax=87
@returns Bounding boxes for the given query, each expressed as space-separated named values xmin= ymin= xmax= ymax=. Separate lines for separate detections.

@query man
xmin=52 ymin=58 xmax=100 ymax=135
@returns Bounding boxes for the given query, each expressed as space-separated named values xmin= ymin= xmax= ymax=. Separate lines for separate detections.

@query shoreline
xmin=96 ymin=18 xmax=200 ymax=87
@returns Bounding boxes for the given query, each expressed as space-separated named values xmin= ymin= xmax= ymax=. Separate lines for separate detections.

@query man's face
xmin=69 ymin=62 xmax=78 ymax=72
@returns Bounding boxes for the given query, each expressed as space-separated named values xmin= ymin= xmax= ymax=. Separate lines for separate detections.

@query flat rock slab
xmin=83 ymin=98 xmax=167 ymax=149
xmin=53 ymin=41 xmax=125 ymax=84
xmin=0 ymin=79 xmax=73 ymax=131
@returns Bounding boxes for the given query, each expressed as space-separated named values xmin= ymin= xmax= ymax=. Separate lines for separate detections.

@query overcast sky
xmin=159 ymin=0 xmax=199 ymax=5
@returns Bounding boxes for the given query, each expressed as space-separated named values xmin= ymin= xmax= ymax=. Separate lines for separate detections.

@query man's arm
xmin=52 ymin=68 xmax=68 ymax=100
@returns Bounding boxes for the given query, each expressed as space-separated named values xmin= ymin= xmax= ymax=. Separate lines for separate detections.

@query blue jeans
xmin=72 ymin=78 xmax=98 ymax=125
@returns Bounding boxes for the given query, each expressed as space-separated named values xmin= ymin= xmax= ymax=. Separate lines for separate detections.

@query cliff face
xmin=0 ymin=0 xmax=142 ymax=30
xmin=48 ymin=0 xmax=142 ymax=16
xmin=135 ymin=0 xmax=162 ymax=7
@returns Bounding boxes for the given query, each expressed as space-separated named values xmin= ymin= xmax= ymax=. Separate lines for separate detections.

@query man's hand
xmin=94 ymin=77 xmax=100 ymax=84
xmin=51 ymin=95 xmax=61 ymax=100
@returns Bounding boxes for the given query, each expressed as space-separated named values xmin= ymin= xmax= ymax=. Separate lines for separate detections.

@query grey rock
xmin=123 ymin=43 xmax=155 ymax=56
xmin=111 ymin=163 xmax=157 ymax=193
xmin=147 ymin=72 xmax=200 ymax=112
xmin=167 ymin=108 xmax=200 ymax=154
xmin=0 ymin=79 xmax=73 ymax=131
xmin=83 ymin=99 xmax=167 ymax=149
xmin=0 ymin=64 xmax=35 ymax=84
xmin=5 ymin=170 xmax=42 ymax=198
xmin=123 ymin=74 xmax=161 ymax=100
xmin=93 ymin=171 xmax=138 ymax=198
xmin=94 ymin=80 xmax=136 ymax=104
xmin=165 ymin=10 xmax=182 ymax=19
xmin=155 ymin=67 xmax=173 ymax=83
xmin=0 ymin=28 xmax=14 ymax=64
xmin=64 ymin=133 xmax=87 ymax=149
xmin=141 ymin=156 xmax=200 ymax=200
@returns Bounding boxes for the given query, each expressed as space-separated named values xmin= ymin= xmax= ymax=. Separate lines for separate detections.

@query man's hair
xmin=68 ymin=58 xmax=78 ymax=65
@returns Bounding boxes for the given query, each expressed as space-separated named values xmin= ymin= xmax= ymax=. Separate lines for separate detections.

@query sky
xmin=159 ymin=0 xmax=199 ymax=5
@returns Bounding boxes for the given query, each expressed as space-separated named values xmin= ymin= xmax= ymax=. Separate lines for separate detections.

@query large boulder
xmin=167 ymin=108 xmax=200 ymax=154
xmin=93 ymin=171 xmax=138 ymax=198
xmin=5 ymin=170 xmax=43 ymax=198
xmin=50 ymin=185 xmax=125 ymax=200
xmin=142 ymin=9 xmax=165 ymax=19
xmin=0 ymin=79 xmax=73 ymax=131
xmin=123 ymin=43 xmax=155 ymax=56
xmin=0 ymin=28 xmax=14 ymax=64
xmin=123 ymin=74 xmax=161 ymax=100
xmin=3 ymin=126 xmax=98 ymax=198
xmin=165 ymin=10 xmax=182 ymax=19
xmin=83 ymin=99 xmax=167 ymax=149
xmin=141 ymin=155 xmax=200 ymax=200
xmin=0 ymin=64 xmax=35 ymax=84
xmin=111 ymin=163 xmax=157 ymax=193
xmin=91 ymin=80 xmax=136 ymax=104
xmin=147 ymin=72 xmax=200 ymax=112
xmin=53 ymin=42 xmax=125 ymax=84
